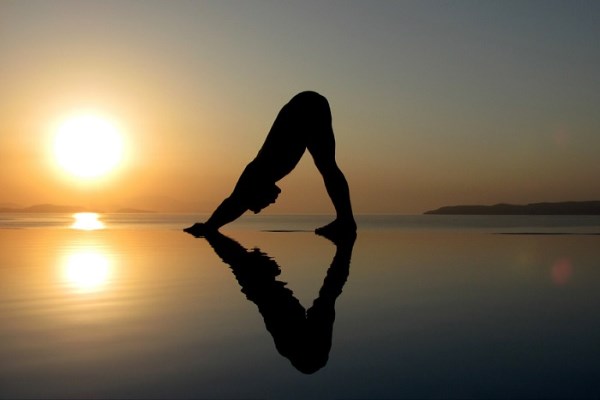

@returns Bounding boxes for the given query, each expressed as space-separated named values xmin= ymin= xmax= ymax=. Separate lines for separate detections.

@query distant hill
xmin=0 ymin=204 xmax=154 ymax=213
xmin=114 ymin=208 xmax=154 ymax=213
xmin=122 ymin=195 xmax=211 ymax=212
xmin=424 ymin=201 xmax=600 ymax=215
xmin=0 ymin=204 xmax=90 ymax=213
xmin=0 ymin=196 xmax=202 ymax=213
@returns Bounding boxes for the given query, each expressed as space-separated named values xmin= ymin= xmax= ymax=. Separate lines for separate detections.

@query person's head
xmin=247 ymin=183 xmax=281 ymax=213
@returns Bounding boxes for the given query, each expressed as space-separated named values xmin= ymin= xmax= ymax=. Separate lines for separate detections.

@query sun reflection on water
xmin=72 ymin=212 xmax=105 ymax=230
xmin=62 ymin=249 xmax=113 ymax=293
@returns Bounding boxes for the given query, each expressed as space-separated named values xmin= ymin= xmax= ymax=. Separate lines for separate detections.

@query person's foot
xmin=315 ymin=218 xmax=357 ymax=242
xmin=183 ymin=222 xmax=217 ymax=237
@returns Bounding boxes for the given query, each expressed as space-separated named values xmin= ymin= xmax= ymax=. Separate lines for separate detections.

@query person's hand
xmin=183 ymin=222 xmax=216 ymax=237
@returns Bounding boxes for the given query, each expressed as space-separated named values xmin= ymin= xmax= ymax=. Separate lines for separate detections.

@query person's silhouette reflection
xmin=195 ymin=231 xmax=355 ymax=374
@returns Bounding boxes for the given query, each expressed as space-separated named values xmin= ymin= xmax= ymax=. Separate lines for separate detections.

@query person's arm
xmin=204 ymin=195 xmax=248 ymax=230
xmin=184 ymin=160 xmax=282 ymax=236
xmin=183 ymin=194 xmax=248 ymax=236
xmin=184 ymin=165 xmax=255 ymax=235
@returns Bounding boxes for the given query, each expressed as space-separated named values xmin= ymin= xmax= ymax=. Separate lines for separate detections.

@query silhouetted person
xmin=185 ymin=91 xmax=356 ymax=239
xmin=193 ymin=230 xmax=355 ymax=374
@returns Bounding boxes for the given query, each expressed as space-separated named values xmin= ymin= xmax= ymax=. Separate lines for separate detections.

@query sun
xmin=54 ymin=113 xmax=124 ymax=179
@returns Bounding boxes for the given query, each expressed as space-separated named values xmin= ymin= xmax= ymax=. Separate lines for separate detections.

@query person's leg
xmin=301 ymin=93 xmax=356 ymax=236
xmin=252 ymin=94 xmax=311 ymax=182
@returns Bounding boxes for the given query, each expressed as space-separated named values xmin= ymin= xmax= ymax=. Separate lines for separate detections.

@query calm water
xmin=1 ymin=214 xmax=599 ymax=399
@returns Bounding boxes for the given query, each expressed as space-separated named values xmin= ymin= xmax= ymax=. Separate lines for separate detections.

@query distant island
xmin=0 ymin=204 xmax=89 ymax=213
xmin=113 ymin=208 xmax=155 ymax=213
xmin=424 ymin=201 xmax=600 ymax=215
xmin=0 ymin=204 xmax=154 ymax=213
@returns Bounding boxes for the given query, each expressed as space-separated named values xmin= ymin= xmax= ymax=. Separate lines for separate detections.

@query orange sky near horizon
xmin=1 ymin=1 xmax=599 ymax=214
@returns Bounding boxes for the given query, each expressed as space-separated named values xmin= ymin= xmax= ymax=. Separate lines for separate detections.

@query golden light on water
xmin=72 ymin=212 xmax=105 ymax=230
xmin=63 ymin=249 xmax=113 ymax=293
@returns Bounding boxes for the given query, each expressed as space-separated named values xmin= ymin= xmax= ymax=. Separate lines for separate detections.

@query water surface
xmin=1 ymin=214 xmax=599 ymax=398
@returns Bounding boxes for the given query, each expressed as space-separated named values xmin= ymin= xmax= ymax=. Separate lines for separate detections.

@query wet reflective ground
xmin=1 ymin=215 xmax=599 ymax=398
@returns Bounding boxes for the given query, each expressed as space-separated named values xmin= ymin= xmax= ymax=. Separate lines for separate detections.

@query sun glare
xmin=54 ymin=113 xmax=124 ymax=179
xmin=72 ymin=212 xmax=105 ymax=230
xmin=63 ymin=250 xmax=112 ymax=293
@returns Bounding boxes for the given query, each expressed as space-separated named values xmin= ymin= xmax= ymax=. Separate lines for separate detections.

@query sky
xmin=1 ymin=0 xmax=599 ymax=214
